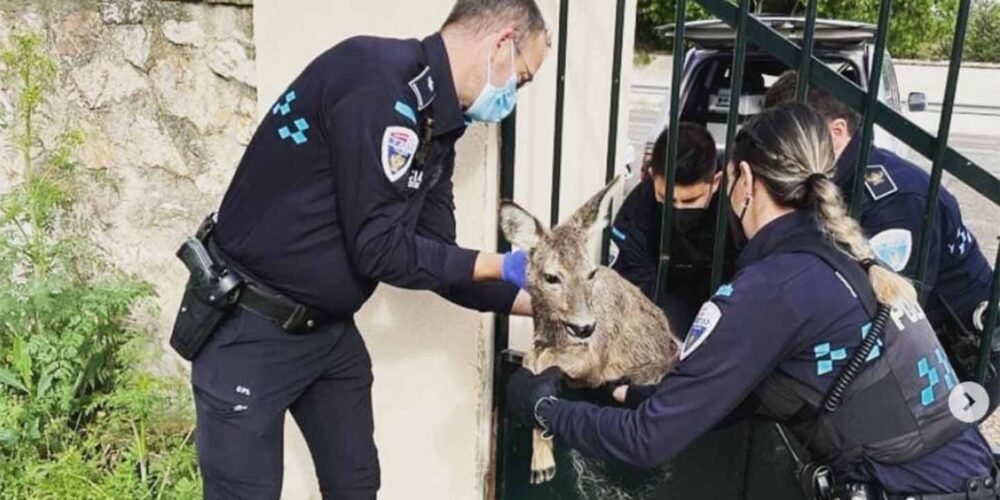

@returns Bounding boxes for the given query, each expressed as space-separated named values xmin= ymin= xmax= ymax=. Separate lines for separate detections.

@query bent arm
xmin=539 ymin=268 xmax=803 ymax=468
xmin=415 ymin=155 xmax=520 ymax=313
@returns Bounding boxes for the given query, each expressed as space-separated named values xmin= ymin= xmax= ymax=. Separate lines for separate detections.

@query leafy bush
xmin=635 ymin=0 xmax=972 ymax=62
xmin=966 ymin=0 xmax=1000 ymax=63
xmin=0 ymin=33 xmax=200 ymax=499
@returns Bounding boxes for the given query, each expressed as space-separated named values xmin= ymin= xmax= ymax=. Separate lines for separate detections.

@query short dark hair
xmin=649 ymin=122 xmax=718 ymax=185
xmin=443 ymin=0 xmax=547 ymax=44
xmin=765 ymin=70 xmax=860 ymax=135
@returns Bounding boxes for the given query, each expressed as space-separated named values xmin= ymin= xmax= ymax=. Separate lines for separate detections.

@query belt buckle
xmin=282 ymin=304 xmax=310 ymax=333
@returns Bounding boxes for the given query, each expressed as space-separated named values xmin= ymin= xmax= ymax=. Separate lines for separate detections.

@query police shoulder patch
xmin=381 ymin=126 xmax=419 ymax=182
xmin=869 ymin=228 xmax=912 ymax=272
xmin=681 ymin=301 xmax=722 ymax=361
xmin=864 ymin=165 xmax=898 ymax=201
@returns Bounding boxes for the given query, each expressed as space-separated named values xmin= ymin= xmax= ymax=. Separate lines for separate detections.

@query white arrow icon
xmin=948 ymin=382 xmax=989 ymax=423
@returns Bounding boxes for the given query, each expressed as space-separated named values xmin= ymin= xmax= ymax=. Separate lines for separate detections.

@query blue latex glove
xmin=501 ymin=250 xmax=528 ymax=289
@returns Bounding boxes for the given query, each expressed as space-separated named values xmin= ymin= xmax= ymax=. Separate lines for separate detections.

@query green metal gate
xmin=492 ymin=0 xmax=1000 ymax=498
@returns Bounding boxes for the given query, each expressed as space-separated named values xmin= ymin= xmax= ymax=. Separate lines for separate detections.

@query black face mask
xmin=661 ymin=184 xmax=716 ymax=236
xmin=673 ymin=205 xmax=710 ymax=235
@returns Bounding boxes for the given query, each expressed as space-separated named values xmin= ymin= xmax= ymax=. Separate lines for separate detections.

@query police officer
xmin=766 ymin=71 xmax=999 ymax=414
xmin=183 ymin=1 xmax=548 ymax=498
xmin=610 ymin=122 xmax=736 ymax=332
xmin=507 ymin=103 xmax=998 ymax=499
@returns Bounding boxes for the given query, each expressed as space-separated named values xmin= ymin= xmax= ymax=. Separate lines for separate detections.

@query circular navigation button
xmin=948 ymin=382 xmax=989 ymax=423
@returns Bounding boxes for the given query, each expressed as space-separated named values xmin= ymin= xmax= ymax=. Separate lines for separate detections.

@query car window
xmin=880 ymin=53 xmax=900 ymax=110
xmin=676 ymin=54 xmax=863 ymax=148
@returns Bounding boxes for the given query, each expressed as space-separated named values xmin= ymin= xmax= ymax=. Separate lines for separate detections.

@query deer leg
xmin=523 ymin=350 xmax=558 ymax=485
xmin=530 ymin=423 xmax=557 ymax=484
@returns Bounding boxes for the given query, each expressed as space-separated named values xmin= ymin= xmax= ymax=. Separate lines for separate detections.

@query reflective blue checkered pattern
xmin=917 ymin=349 xmax=959 ymax=406
xmin=935 ymin=348 xmax=957 ymax=391
xmin=272 ymin=91 xmax=296 ymax=116
xmin=278 ymin=118 xmax=310 ymax=145
xmin=918 ymin=357 xmax=940 ymax=406
xmin=815 ymin=342 xmax=847 ymax=376
xmin=861 ymin=322 xmax=883 ymax=362
xmin=272 ymin=90 xmax=308 ymax=145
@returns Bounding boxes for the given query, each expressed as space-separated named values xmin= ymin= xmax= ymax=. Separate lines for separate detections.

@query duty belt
xmin=206 ymin=238 xmax=330 ymax=334
xmin=833 ymin=472 xmax=1000 ymax=500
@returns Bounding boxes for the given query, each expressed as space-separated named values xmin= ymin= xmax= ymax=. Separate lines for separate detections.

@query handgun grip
xmin=177 ymin=237 xmax=216 ymax=284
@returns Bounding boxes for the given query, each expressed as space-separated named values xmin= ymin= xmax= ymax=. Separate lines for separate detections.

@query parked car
xmin=642 ymin=17 xmax=927 ymax=173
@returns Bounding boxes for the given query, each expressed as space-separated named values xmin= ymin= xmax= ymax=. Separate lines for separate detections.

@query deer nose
xmin=566 ymin=322 xmax=596 ymax=339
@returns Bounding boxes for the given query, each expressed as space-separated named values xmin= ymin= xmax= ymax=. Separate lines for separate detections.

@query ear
xmin=738 ymin=161 xmax=754 ymax=193
xmin=499 ymin=201 xmax=545 ymax=250
xmin=569 ymin=175 xmax=623 ymax=234
xmin=710 ymin=170 xmax=723 ymax=194
xmin=495 ymin=26 xmax=517 ymax=48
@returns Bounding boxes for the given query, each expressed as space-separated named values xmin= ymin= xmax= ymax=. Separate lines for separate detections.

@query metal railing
xmin=492 ymin=0 xmax=1000 ymax=497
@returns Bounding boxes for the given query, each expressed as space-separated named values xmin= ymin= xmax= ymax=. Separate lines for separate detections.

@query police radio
xmin=414 ymin=117 xmax=435 ymax=166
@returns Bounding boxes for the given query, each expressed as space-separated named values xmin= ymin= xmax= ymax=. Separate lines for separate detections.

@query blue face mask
xmin=464 ymin=41 xmax=518 ymax=123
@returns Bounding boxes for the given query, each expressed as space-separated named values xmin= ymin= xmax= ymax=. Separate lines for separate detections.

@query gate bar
xmin=849 ymin=0 xmax=892 ymax=217
xmin=604 ymin=0 xmax=627 ymax=185
xmin=601 ymin=0 xmax=628 ymax=262
xmin=914 ymin=0 xmax=973 ymax=292
xmin=492 ymin=110 xmax=518 ymax=500
xmin=709 ymin=0 xmax=750 ymax=291
xmin=976 ymin=245 xmax=1000 ymax=384
xmin=795 ymin=0 xmax=819 ymax=103
xmin=550 ymin=0 xmax=569 ymax=227
xmin=654 ymin=0 xmax=687 ymax=303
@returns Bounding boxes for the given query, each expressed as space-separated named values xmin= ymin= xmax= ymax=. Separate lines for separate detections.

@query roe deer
xmin=500 ymin=178 xmax=680 ymax=484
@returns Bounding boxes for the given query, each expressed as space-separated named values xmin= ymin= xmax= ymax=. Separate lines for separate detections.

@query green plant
xmin=966 ymin=0 xmax=1000 ymax=63
xmin=0 ymin=33 xmax=200 ymax=499
xmin=635 ymin=0 xmax=962 ymax=61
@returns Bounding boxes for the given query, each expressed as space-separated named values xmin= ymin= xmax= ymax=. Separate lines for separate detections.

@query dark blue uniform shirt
xmin=214 ymin=34 xmax=518 ymax=316
xmin=837 ymin=135 xmax=993 ymax=331
xmin=541 ymin=211 xmax=993 ymax=493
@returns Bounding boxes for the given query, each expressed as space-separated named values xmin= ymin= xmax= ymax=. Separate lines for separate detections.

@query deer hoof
xmin=530 ymin=436 xmax=556 ymax=484
xmin=530 ymin=464 xmax=556 ymax=484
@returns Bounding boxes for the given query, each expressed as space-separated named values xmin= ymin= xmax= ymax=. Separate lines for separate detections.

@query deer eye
xmin=587 ymin=269 xmax=597 ymax=280
xmin=544 ymin=273 xmax=561 ymax=285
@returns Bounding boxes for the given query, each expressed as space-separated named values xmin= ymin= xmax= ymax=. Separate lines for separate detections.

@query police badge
xmin=869 ymin=228 xmax=913 ymax=272
xmin=381 ymin=126 xmax=420 ymax=182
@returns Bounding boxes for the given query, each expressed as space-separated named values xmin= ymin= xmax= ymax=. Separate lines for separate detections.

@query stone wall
xmin=0 ymin=0 xmax=256 ymax=362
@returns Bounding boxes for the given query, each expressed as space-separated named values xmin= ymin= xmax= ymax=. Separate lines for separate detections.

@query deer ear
xmin=570 ymin=175 xmax=623 ymax=234
xmin=500 ymin=201 xmax=545 ymax=250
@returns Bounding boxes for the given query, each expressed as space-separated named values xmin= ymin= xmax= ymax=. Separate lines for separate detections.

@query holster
xmin=169 ymin=215 xmax=243 ymax=360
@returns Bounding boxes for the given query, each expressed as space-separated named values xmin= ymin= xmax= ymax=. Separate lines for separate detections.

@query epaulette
xmin=863 ymin=164 xmax=898 ymax=201
xmin=408 ymin=66 xmax=436 ymax=111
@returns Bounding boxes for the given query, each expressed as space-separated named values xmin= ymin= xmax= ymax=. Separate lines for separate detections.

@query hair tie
xmin=806 ymin=173 xmax=827 ymax=189
xmin=859 ymin=258 xmax=877 ymax=271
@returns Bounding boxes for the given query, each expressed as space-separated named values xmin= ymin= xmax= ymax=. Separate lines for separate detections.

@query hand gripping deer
xmin=500 ymin=178 xmax=680 ymax=484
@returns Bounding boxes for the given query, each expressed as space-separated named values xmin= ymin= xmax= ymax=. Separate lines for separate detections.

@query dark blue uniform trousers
xmin=192 ymin=308 xmax=379 ymax=499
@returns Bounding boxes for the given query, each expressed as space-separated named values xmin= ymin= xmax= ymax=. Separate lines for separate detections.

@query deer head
xmin=500 ymin=177 xmax=621 ymax=344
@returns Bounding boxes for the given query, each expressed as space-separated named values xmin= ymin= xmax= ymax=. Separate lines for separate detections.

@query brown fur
xmin=500 ymin=177 xmax=680 ymax=484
